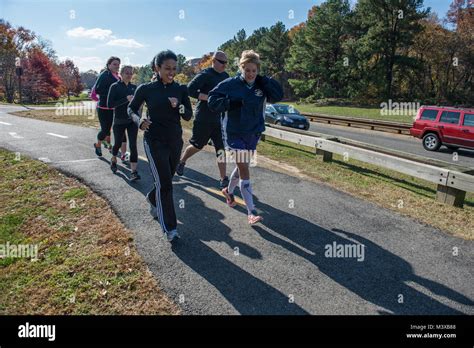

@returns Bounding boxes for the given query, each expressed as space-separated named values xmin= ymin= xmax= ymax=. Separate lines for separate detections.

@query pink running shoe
xmin=248 ymin=211 xmax=263 ymax=225
xmin=222 ymin=187 xmax=236 ymax=208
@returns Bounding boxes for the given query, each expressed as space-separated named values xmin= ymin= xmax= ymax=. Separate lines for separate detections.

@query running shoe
xmin=248 ymin=210 xmax=263 ymax=225
xmin=221 ymin=187 xmax=236 ymax=208
xmin=110 ymin=161 xmax=117 ymax=173
xmin=220 ymin=176 xmax=229 ymax=189
xmin=129 ymin=171 xmax=140 ymax=182
xmin=176 ymin=162 xmax=185 ymax=176
xmin=94 ymin=143 xmax=102 ymax=157
xmin=166 ymin=229 xmax=180 ymax=242
xmin=146 ymin=192 xmax=158 ymax=220
xmin=121 ymin=152 xmax=130 ymax=163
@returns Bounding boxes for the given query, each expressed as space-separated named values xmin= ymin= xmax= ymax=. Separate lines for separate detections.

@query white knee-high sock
xmin=227 ymin=166 xmax=240 ymax=194
xmin=239 ymin=179 xmax=255 ymax=214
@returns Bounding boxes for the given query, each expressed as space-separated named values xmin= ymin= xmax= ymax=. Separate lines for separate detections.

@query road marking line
xmin=0 ymin=121 xmax=12 ymax=125
xmin=137 ymin=155 xmax=245 ymax=206
xmin=54 ymin=158 xmax=98 ymax=164
xmin=47 ymin=133 xmax=68 ymax=139
xmin=8 ymin=132 xmax=23 ymax=139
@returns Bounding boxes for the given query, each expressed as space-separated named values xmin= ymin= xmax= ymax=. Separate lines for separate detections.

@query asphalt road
xmin=306 ymin=122 xmax=474 ymax=168
xmin=1 ymin=105 xmax=473 ymax=315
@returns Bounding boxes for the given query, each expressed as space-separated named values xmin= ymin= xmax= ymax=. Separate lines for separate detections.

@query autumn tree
xmin=0 ymin=19 xmax=35 ymax=102
xmin=22 ymin=48 xmax=62 ymax=103
xmin=80 ymin=70 xmax=99 ymax=89
xmin=197 ymin=53 xmax=213 ymax=71
xmin=57 ymin=59 xmax=83 ymax=99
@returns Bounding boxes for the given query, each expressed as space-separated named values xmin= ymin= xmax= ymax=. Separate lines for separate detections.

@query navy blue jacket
xmin=107 ymin=81 xmax=137 ymax=125
xmin=94 ymin=70 xmax=120 ymax=108
xmin=208 ymin=74 xmax=283 ymax=137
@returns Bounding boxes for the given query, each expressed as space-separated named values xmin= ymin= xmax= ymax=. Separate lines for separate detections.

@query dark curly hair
xmin=152 ymin=50 xmax=177 ymax=69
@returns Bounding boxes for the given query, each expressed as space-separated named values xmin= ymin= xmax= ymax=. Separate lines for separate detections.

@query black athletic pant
xmin=143 ymin=137 xmax=183 ymax=233
xmin=112 ymin=122 xmax=138 ymax=163
xmin=97 ymin=108 xmax=127 ymax=143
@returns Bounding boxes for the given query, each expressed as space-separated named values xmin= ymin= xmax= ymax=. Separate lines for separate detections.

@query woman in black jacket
xmin=107 ymin=65 xmax=139 ymax=181
xmin=128 ymin=50 xmax=192 ymax=242
xmin=93 ymin=56 xmax=126 ymax=157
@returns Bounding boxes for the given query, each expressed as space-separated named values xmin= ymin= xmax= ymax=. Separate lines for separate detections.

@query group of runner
xmin=91 ymin=49 xmax=283 ymax=242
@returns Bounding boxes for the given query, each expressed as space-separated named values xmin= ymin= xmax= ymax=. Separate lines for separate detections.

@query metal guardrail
xmin=265 ymin=122 xmax=474 ymax=174
xmin=301 ymin=112 xmax=413 ymax=134
xmin=262 ymin=124 xmax=474 ymax=208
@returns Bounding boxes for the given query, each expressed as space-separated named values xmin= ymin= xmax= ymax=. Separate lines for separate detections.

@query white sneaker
xmin=166 ymin=230 xmax=180 ymax=242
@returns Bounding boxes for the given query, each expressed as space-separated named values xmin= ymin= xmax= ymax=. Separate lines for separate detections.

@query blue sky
xmin=1 ymin=0 xmax=452 ymax=72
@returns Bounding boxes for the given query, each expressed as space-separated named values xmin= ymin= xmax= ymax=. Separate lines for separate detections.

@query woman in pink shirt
xmin=92 ymin=56 xmax=127 ymax=157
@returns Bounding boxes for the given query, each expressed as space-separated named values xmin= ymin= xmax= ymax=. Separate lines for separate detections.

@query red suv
xmin=410 ymin=106 xmax=474 ymax=151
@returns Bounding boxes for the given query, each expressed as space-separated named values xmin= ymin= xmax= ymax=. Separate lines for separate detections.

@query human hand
xmin=168 ymin=97 xmax=178 ymax=108
xmin=140 ymin=119 xmax=152 ymax=131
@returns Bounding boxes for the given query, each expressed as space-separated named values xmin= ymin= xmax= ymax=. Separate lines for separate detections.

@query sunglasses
xmin=215 ymin=58 xmax=228 ymax=65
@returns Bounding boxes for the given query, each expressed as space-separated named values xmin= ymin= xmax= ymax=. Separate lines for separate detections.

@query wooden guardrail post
xmin=436 ymin=171 xmax=471 ymax=208
xmin=315 ymin=148 xmax=333 ymax=162
xmin=263 ymin=125 xmax=473 ymax=208
xmin=436 ymin=185 xmax=466 ymax=208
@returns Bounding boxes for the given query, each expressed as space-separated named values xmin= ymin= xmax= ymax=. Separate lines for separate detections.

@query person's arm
xmin=107 ymin=84 xmax=128 ymax=109
xmin=94 ymin=71 xmax=108 ymax=96
xmin=187 ymin=71 xmax=209 ymax=100
xmin=179 ymin=85 xmax=193 ymax=121
xmin=90 ymin=86 xmax=99 ymax=101
xmin=208 ymin=80 xmax=242 ymax=113
xmin=128 ymin=84 xmax=146 ymax=128
xmin=256 ymin=75 xmax=284 ymax=103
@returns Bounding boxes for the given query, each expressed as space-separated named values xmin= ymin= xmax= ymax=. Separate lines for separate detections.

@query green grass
xmin=11 ymin=109 xmax=99 ymax=128
xmin=0 ymin=149 xmax=178 ymax=315
xmin=281 ymin=102 xmax=416 ymax=124
xmin=1 ymin=93 xmax=90 ymax=107
xmin=63 ymin=188 xmax=88 ymax=200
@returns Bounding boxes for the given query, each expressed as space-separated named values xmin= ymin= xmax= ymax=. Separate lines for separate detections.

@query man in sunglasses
xmin=176 ymin=51 xmax=230 ymax=189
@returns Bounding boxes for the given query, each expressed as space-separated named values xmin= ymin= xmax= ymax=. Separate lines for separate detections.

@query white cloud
xmin=59 ymin=55 xmax=104 ymax=72
xmin=66 ymin=27 xmax=114 ymax=40
xmin=174 ymin=35 xmax=187 ymax=42
xmin=106 ymin=39 xmax=145 ymax=48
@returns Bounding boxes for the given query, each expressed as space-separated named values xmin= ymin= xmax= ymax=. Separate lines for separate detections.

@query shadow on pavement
xmin=100 ymin=154 xmax=472 ymax=315
xmin=101 ymin=156 xmax=308 ymax=314
xmin=182 ymin=167 xmax=473 ymax=315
